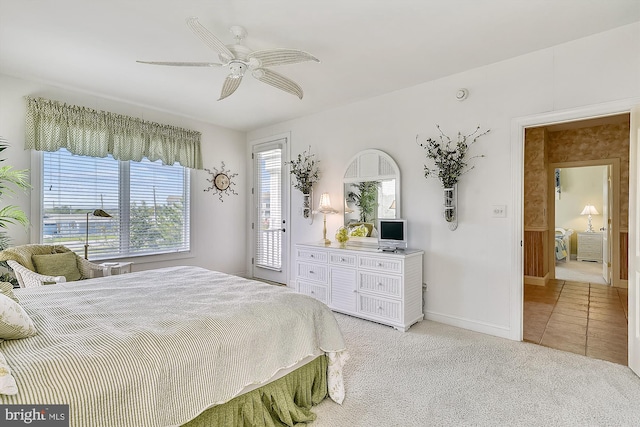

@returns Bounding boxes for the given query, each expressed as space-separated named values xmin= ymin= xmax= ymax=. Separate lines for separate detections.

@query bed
xmin=555 ymin=227 xmax=574 ymax=262
xmin=0 ymin=266 xmax=348 ymax=426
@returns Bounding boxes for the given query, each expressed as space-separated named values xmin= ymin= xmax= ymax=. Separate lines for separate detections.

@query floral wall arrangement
xmin=285 ymin=146 xmax=320 ymax=219
xmin=417 ymin=125 xmax=490 ymax=229
xmin=417 ymin=125 xmax=490 ymax=189
xmin=286 ymin=146 xmax=320 ymax=195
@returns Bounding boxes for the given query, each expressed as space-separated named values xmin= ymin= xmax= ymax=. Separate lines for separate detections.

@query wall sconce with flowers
xmin=286 ymin=146 xmax=320 ymax=224
xmin=417 ymin=125 xmax=490 ymax=231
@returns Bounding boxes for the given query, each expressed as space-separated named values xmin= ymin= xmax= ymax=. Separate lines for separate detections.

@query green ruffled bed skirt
xmin=182 ymin=355 xmax=328 ymax=427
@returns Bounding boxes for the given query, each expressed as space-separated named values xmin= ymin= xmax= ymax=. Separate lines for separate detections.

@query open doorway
xmin=553 ymin=165 xmax=609 ymax=285
xmin=522 ymin=114 xmax=630 ymax=365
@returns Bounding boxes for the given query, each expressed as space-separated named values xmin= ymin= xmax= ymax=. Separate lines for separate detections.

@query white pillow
xmin=0 ymin=350 xmax=18 ymax=395
xmin=0 ymin=293 xmax=37 ymax=340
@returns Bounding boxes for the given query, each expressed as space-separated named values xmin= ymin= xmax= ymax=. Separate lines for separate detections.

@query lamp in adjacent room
xmin=580 ymin=204 xmax=599 ymax=233
xmin=85 ymin=209 xmax=112 ymax=259
xmin=317 ymin=193 xmax=338 ymax=245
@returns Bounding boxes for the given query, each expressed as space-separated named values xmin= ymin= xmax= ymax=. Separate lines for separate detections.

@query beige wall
xmin=524 ymin=128 xmax=548 ymax=229
xmin=547 ymin=122 xmax=630 ymax=230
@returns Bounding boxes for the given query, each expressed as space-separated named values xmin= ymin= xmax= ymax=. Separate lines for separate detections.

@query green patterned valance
xmin=25 ymin=97 xmax=203 ymax=169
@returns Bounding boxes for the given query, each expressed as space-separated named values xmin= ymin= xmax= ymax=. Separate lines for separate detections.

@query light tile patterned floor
xmin=524 ymin=279 xmax=628 ymax=365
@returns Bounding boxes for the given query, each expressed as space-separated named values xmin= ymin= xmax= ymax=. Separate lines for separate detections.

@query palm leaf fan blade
xmin=248 ymin=49 xmax=319 ymax=68
xmin=253 ymin=68 xmax=303 ymax=99
xmin=218 ymin=75 xmax=243 ymax=100
xmin=186 ymin=17 xmax=235 ymax=60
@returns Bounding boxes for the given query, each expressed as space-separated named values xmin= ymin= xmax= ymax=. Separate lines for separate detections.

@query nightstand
xmin=577 ymin=232 xmax=603 ymax=262
xmin=100 ymin=262 xmax=133 ymax=276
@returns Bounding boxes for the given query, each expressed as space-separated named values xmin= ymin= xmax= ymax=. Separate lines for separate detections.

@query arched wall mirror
xmin=343 ymin=149 xmax=400 ymax=243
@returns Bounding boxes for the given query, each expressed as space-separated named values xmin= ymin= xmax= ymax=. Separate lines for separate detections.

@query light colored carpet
xmin=312 ymin=314 xmax=640 ymax=426
xmin=556 ymin=259 xmax=607 ymax=285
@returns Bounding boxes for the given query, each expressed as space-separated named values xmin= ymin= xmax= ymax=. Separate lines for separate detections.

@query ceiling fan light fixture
xmin=139 ymin=17 xmax=318 ymax=100
xmin=228 ymin=61 xmax=247 ymax=77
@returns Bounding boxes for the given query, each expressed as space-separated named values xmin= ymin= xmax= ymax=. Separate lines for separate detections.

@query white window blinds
xmin=253 ymin=146 xmax=283 ymax=270
xmin=42 ymin=148 xmax=190 ymax=259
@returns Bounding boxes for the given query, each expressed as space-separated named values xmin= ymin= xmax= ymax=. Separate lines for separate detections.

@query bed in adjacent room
xmin=0 ymin=266 xmax=348 ymax=427
xmin=555 ymin=227 xmax=574 ymax=262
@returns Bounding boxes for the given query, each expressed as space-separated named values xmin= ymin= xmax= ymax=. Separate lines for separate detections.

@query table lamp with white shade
xmin=580 ymin=204 xmax=599 ymax=233
xmin=317 ymin=193 xmax=338 ymax=245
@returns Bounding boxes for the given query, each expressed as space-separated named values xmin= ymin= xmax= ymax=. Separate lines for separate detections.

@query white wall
xmin=0 ymin=74 xmax=248 ymax=276
xmin=247 ymin=22 xmax=640 ymax=339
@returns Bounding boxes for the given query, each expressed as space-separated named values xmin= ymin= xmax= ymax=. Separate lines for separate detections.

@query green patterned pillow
xmin=31 ymin=252 xmax=82 ymax=282
xmin=0 ymin=293 xmax=37 ymax=340
xmin=0 ymin=282 xmax=18 ymax=303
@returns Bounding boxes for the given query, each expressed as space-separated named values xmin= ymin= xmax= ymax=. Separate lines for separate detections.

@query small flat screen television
xmin=377 ymin=219 xmax=407 ymax=251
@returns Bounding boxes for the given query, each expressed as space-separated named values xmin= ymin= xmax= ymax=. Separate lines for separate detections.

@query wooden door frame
xmin=547 ymin=159 xmax=620 ymax=286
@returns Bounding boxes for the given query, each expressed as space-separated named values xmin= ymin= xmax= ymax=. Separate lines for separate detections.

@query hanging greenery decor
xmin=285 ymin=146 xmax=320 ymax=194
xmin=417 ymin=125 xmax=490 ymax=188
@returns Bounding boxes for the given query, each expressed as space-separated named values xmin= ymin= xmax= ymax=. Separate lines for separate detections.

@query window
xmin=41 ymin=148 xmax=190 ymax=259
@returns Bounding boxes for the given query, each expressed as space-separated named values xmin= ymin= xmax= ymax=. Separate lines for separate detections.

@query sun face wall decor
xmin=204 ymin=161 xmax=238 ymax=202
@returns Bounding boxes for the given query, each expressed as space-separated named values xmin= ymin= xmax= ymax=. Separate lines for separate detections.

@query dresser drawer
xmin=358 ymin=272 xmax=402 ymax=298
xmin=296 ymin=262 xmax=328 ymax=283
xmin=296 ymin=247 xmax=328 ymax=263
xmin=297 ymin=281 xmax=328 ymax=304
xmin=358 ymin=255 xmax=403 ymax=273
xmin=329 ymin=252 xmax=357 ymax=267
xmin=358 ymin=294 xmax=402 ymax=321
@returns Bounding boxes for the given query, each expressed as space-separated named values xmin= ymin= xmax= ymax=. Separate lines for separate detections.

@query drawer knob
xmin=310 ymin=290 xmax=315 ymax=294
xmin=340 ymin=258 xmax=345 ymax=261
xmin=309 ymin=270 xmax=314 ymax=274
xmin=377 ymin=262 xmax=383 ymax=267
xmin=377 ymin=282 xmax=383 ymax=287
xmin=310 ymin=254 xmax=314 ymax=258
xmin=377 ymin=306 xmax=383 ymax=310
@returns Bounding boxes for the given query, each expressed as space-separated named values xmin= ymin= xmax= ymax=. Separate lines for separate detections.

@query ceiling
xmin=1 ymin=1 xmax=639 ymax=132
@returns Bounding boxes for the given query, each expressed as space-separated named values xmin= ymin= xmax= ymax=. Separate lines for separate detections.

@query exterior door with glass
xmin=252 ymin=136 xmax=288 ymax=284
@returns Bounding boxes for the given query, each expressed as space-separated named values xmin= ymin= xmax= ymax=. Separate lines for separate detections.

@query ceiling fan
xmin=137 ymin=17 xmax=319 ymax=100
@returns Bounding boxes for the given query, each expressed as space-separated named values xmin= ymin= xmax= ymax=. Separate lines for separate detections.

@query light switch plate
xmin=492 ymin=205 xmax=507 ymax=218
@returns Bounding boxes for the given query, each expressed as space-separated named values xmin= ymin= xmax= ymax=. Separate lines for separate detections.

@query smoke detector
xmin=456 ymin=88 xmax=469 ymax=101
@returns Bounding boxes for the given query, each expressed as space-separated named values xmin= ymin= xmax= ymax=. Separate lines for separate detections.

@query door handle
xmin=281 ymin=228 xmax=286 ymax=233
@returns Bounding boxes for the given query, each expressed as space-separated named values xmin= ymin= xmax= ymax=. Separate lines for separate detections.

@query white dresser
xmin=577 ymin=232 xmax=603 ymax=262
xmin=295 ymin=243 xmax=424 ymax=331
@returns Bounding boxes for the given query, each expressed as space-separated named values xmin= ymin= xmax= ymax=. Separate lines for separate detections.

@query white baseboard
xmin=424 ymin=310 xmax=515 ymax=340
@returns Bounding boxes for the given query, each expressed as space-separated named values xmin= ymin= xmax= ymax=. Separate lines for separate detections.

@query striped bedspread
xmin=0 ymin=266 xmax=347 ymax=426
